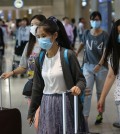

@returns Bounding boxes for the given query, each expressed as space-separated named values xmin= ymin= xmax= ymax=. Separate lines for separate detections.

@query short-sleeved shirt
xmin=19 ymin=43 xmax=41 ymax=78
xmin=78 ymin=22 xmax=84 ymax=35
xmin=81 ymin=30 xmax=108 ymax=66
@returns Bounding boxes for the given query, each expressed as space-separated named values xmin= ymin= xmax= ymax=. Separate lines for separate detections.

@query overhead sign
xmin=14 ymin=0 xmax=24 ymax=9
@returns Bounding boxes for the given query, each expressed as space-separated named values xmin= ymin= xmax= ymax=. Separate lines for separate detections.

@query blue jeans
xmin=83 ymin=63 xmax=108 ymax=117
xmin=79 ymin=34 xmax=83 ymax=42
xmin=115 ymin=101 xmax=120 ymax=124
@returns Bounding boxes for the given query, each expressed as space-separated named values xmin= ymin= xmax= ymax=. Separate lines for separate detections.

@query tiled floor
xmin=0 ymin=38 xmax=120 ymax=134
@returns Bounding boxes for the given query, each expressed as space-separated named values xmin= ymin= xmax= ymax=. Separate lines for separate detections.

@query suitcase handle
xmin=62 ymin=91 xmax=78 ymax=134
xmin=0 ymin=78 xmax=12 ymax=110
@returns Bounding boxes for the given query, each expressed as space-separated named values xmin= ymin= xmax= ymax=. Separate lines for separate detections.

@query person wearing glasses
xmin=76 ymin=11 xmax=109 ymax=131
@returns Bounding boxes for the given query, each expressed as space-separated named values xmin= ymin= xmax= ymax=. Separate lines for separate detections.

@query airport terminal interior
xmin=0 ymin=0 xmax=120 ymax=134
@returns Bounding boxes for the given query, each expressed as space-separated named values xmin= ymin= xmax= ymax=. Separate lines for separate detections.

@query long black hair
xmin=105 ymin=19 xmax=120 ymax=75
xmin=27 ymin=14 xmax=46 ymax=57
xmin=39 ymin=16 xmax=71 ymax=49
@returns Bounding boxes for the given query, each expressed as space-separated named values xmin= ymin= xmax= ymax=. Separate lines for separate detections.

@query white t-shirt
xmin=115 ymin=69 xmax=120 ymax=101
xmin=42 ymin=49 xmax=67 ymax=94
xmin=78 ymin=22 xmax=84 ymax=35
xmin=108 ymin=59 xmax=120 ymax=101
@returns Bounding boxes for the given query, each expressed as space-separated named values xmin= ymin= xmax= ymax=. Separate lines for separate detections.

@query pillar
xmin=90 ymin=0 xmax=98 ymax=13
xmin=52 ymin=0 xmax=65 ymax=20
xmin=98 ymin=0 xmax=112 ymax=33
xmin=114 ymin=0 xmax=120 ymax=20
xmin=75 ymin=0 xmax=82 ymax=23
xmin=15 ymin=9 xmax=20 ymax=19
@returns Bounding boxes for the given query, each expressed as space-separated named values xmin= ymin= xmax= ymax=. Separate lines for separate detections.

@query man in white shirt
xmin=78 ymin=17 xmax=85 ymax=42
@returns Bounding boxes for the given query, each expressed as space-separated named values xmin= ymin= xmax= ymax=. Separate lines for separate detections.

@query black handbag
xmin=22 ymin=79 xmax=33 ymax=96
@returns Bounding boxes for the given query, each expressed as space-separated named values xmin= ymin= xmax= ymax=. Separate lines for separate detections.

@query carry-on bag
xmin=0 ymin=78 xmax=22 ymax=134
xmin=62 ymin=91 xmax=99 ymax=134
xmin=62 ymin=91 xmax=80 ymax=134
xmin=62 ymin=90 xmax=99 ymax=134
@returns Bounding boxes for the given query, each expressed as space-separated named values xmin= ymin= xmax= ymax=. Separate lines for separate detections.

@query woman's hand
xmin=93 ymin=64 xmax=101 ymax=73
xmin=71 ymin=86 xmax=81 ymax=96
xmin=76 ymin=52 xmax=79 ymax=57
xmin=97 ymin=98 xmax=105 ymax=113
xmin=1 ymin=72 xmax=13 ymax=79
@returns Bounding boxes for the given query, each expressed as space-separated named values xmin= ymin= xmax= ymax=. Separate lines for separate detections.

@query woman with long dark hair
xmin=1 ymin=14 xmax=46 ymax=130
xmin=98 ymin=19 xmax=120 ymax=128
xmin=27 ymin=16 xmax=86 ymax=134
xmin=1 ymin=14 xmax=46 ymax=80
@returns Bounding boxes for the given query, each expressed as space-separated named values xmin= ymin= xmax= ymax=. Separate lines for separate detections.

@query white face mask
xmin=30 ymin=25 xmax=38 ymax=36
xmin=90 ymin=20 xmax=101 ymax=29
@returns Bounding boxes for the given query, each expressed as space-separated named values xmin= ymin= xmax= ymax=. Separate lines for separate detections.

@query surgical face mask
xmin=37 ymin=37 xmax=53 ymax=50
xmin=30 ymin=25 xmax=38 ymax=36
xmin=118 ymin=34 xmax=120 ymax=43
xmin=90 ymin=20 xmax=101 ymax=29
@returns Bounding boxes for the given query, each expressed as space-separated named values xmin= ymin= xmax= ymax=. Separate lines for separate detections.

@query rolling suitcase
xmin=62 ymin=90 xmax=100 ymax=134
xmin=62 ymin=91 xmax=80 ymax=134
xmin=62 ymin=91 xmax=99 ymax=134
xmin=0 ymin=78 xmax=22 ymax=134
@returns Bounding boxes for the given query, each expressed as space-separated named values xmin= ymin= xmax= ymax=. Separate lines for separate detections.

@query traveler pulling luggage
xmin=0 ymin=78 xmax=22 ymax=134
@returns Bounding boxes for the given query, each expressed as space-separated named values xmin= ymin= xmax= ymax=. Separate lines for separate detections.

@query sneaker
xmin=20 ymin=74 xmax=24 ymax=78
xmin=95 ymin=114 xmax=103 ymax=125
xmin=113 ymin=122 xmax=120 ymax=128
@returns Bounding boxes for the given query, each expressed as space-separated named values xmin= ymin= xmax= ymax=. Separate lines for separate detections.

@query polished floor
xmin=0 ymin=38 xmax=120 ymax=134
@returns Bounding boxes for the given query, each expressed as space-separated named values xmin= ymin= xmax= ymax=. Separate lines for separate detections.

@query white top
xmin=108 ymin=59 xmax=120 ymax=101
xmin=78 ymin=22 xmax=84 ymax=35
xmin=115 ymin=69 xmax=120 ymax=101
xmin=42 ymin=49 xmax=67 ymax=94
xmin=17 ymin=26 xmax=30 ymax=46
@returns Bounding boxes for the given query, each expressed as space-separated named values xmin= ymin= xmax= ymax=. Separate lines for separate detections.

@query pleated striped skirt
xmin=37 ymin=94 xmax=74 ymax=134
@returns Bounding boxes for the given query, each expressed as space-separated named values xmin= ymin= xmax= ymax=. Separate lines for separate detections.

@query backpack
xmin=39 ymin=49 xmax=85 ymax=103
